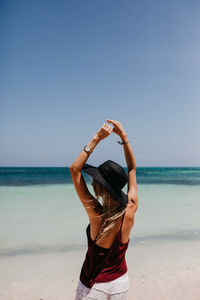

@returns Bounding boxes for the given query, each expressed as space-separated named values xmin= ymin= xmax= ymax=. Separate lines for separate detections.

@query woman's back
xmin=90 ymin=211 xmax=134 ymax=249
xmin=80 ymin=213 xmax=130 ymax=288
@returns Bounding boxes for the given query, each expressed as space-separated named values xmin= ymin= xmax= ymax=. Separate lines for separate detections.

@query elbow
xmin=69 ymin=165 xmax=76 ymax=172
xmin=128 ymin=167 xmax=136 ymax=173
xmin=69 ymin=165 xmax=81 ymax=173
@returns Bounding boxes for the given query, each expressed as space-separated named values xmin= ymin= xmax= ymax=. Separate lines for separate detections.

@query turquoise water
xmin=1 ymin=167 xmax=200 ymax=186
xmin=0 ymin=167 xmax=200 ymax=257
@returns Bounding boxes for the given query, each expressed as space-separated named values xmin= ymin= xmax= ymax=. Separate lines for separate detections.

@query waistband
xmin=77 ymin=272 xmax=129 ymax=296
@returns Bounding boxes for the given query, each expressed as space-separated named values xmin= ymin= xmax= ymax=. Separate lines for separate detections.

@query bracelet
xmin=118 ymin=140 xmax=129 ymax=145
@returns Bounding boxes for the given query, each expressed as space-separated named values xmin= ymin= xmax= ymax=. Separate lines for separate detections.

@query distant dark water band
xmin=0 ymin=167 xmax=200 ymax=186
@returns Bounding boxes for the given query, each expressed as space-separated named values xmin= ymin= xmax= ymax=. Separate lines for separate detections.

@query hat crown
xmin=98 ymin=160 xmax=128 ymax=191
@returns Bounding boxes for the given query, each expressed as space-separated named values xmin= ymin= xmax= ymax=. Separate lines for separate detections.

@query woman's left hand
xmin=95 ymin=122 xmax=113 ymax=141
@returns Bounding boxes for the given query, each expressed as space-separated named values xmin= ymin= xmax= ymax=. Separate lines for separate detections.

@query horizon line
xmin=0 ymin=166 xmax=200 ymax=168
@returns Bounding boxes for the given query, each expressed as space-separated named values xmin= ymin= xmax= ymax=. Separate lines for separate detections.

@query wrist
xmin=120 ymin=133 xmax=128 ymax=142
xmin=93 ymin=133 xmax=101 ymax=142
xmin=86 ymin=134 xmax=100 ymax=152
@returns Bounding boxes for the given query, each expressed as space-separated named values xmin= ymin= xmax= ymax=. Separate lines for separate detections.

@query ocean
xmin=0 ymin=167 xmax=200 ymax=299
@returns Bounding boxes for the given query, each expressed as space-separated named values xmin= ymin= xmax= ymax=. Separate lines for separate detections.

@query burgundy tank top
xmin=80 ymin=214 xmax=130 ymax=288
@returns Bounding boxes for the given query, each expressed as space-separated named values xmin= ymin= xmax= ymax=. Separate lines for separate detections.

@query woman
xmin=70 ymin=119 xmax=138 ymax=300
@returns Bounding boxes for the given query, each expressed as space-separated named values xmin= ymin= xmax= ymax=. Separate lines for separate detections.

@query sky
xmin=0 ymin=0 xmax=200 ymax=167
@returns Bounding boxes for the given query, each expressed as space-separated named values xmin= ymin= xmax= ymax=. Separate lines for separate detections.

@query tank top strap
xmin=94 ymin=230 xmax=100 ymax=242
xmin=91 ymin=223 xmax=102 ymax=242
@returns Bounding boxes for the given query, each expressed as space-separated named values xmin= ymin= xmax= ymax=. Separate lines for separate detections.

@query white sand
xmin=0 ymin=241 xmax=200 ymax=300
xmin=128 ymin=267 xmax=200 ymax=300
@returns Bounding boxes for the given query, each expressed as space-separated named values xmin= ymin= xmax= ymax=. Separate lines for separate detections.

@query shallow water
xmin=0 ymin=167 xmax=200 ymax=299
xmin=0 ymin=181 xmax=200 ymax=257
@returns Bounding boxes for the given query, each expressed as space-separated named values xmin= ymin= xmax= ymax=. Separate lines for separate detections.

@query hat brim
xmin=82 ymin=163 xmax=128 ymax=205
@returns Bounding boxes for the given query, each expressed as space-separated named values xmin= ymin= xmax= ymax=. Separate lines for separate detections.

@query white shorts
xmin=75 ymin=273 xmax=129 ymax=300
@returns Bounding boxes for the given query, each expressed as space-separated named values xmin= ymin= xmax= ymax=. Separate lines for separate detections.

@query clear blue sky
xmin=1 ymin=0 xmax=200 ymax=167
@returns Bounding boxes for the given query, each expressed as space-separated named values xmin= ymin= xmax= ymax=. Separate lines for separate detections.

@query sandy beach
xmin=0 ymin=240 xmax=200 ymax=300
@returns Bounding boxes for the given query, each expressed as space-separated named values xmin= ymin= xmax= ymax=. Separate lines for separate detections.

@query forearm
xmin=120 ymin=133 xmax=136 ymax=171
xmin=70 ymin=134 xmax=101 ymax=172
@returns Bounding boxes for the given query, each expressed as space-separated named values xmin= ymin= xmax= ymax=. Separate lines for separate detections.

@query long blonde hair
xmin=92 ymin=178 xmax=127 ymax=243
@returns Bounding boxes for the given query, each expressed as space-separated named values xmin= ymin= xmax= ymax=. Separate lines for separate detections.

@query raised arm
xmin=69 ymin=123 xmax=113 ymax=220
xmin=120 ymin=132 xmax=138 ymax=210
xmin=106 ymin=119 xmax=138 ymax=212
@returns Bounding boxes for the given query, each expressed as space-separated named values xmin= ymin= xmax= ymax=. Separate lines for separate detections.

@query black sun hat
xmin=82 ymin=160 xmax=128 ymax=205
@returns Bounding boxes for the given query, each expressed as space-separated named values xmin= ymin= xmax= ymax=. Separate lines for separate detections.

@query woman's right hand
xmin=106 ymin=119 xmax=127 ymax=138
